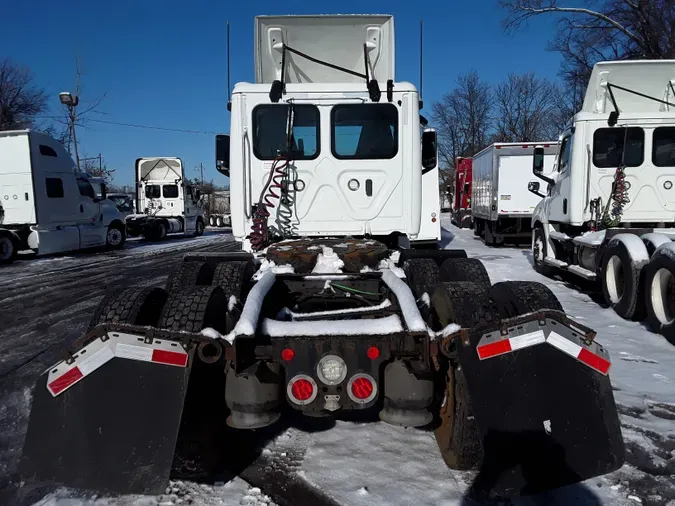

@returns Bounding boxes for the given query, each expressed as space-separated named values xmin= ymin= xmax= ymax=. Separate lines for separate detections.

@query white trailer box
xmin=472 ymin=142 xmax=558 ymax=245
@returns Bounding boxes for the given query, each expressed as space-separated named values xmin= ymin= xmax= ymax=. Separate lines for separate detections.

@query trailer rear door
xmin=0 ymin=131 xmax=36 ymax=225
xmin=497 ymin=154 xmax=555 ymax=216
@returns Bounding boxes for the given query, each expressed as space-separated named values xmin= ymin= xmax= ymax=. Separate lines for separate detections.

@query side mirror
xmin=100 ymin=183 xmax=107 ymax=201
xmin=608 ymin=110 xmax=619 ymax=127
xmin=464 ymin=182 xmax=470 ymax=193
xmin=421 ymin=130 xmax=437 ymax=172
xmin=528 ymin=180 xmax=545 ymax=198
xmin=532 ymin=146 xmax=555 ymax=186
xmin=216 ymin=134 xmax=230 ymax=177
xmin=194 ymin=189 xmax=201 ymax=200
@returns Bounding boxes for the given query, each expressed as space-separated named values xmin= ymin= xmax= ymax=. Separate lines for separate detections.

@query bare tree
xmin=81 ymin=154 xmax=116 ymax=183
xmin=493 ymin=73 xmax=561 ymax=142
xmin=0 ymin=59 xmax=48 ymax=131
xmin=501 ymin=0 xmax=675 ymax=95
xmin=432 ymin=70 xmax=492 ymax=189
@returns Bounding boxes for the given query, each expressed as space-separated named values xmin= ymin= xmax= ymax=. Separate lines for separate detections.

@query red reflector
xmin=48 ymin=367 xmax=83 ymax=395
xmin=351 ymin=377 xmax=374 ymax=399
xmin=431 ymin=217 xmax=437 ymax=223
xmin=291 ymin=378 xmax=314 ymax=401
xmin=544 ymin=144 xmax=550 ymax=147
xmin=152 ymin=349 xmax=188 ymax=367
xmin=578 ymin=348 xmax=611 ymax=375
xmin=281 ymin=348 xmax=295 ymax=361
xmin=477 ymin=339 xmax=512 ymax=359
xmin=367 ymin=346 xmax=380 ymax=360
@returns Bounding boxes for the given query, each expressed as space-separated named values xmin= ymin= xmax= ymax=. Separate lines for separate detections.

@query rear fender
xmin=439 ymin=311 xmax=624 ymax=497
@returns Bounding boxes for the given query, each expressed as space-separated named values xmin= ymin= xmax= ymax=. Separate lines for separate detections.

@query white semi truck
xmin=472 ymin=142 xmax=558 ymax=245
xmin=0 ymin=130 xmax=127 ymax=264
xmin=21 ymin=15 xmax=624 ymax=501
xmin=125 ymin=157 xmax=206 ymax=240
xmin=529 ymin=59 xmax=675 ymax=344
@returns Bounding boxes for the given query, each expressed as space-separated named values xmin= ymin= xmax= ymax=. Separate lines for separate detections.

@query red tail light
xmin=287 ymin=374 xmax=318 ymax=405
xmin=347 ymin=373 xmax=378 ymax=404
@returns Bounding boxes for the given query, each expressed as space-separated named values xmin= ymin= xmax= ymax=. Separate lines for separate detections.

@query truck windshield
xmin=163 ymin=185 xmax=179 ymax=198
xmin=331 ymin=104 xmax=398 ymax=160
xmin=253 ymin=104 xmax=319 ymax=160
xmin=593 ymin=127 xmax=644 ymax=168
xmin=145 ymin=185 xmax=160 ymax=198
xmin=653 ymin=127 xmax=675 ymax=167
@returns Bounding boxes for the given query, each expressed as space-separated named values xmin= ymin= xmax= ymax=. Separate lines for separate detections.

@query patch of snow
xmin=380 ymin=270 xmax=426 ymax=332
xmin=261 ymin=314 xmax=403 ymax=337
xmin=312 ymin=246 xmax=344 ymax=273
xmin=200 ymin=327 xmax=224 ymax=339
xmin=252 ymin=259 xmax=294 ymax=280
xmin=303 ymin=274 xmax=350 ymax=281
xmin=333 ymin=242 xmax=350 ymax=248
xmin=307 ymin=245 xmax=321 ymax=251
xmin=435 ymin=323 xmax=462 ymax=339
xmin=228 ymin=295 xmax=238 ymax=312
xmin=389 ymin=250 xmax=401 ymax=263
xmin=419 ymin=292 xmax=431 ymax=307
xmin=378 ymin=257 xmax=406 ymax=278
xmin=282 ymin=299 xmax=392 ymax=320
xmin=224 ymin=270 xmax=276 ymax=342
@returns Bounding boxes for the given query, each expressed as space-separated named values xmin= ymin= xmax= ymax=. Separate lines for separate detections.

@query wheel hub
xmin=108 ymin=229 xmax=122 ymax=246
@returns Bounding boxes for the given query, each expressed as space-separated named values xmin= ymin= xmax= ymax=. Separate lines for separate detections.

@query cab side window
xmin=76 ymin=178 xmax=95 ymax=199
xmin=558 ymin=136 xmax=572 ymax=172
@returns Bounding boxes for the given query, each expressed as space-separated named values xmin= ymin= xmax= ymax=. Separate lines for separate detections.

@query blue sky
xmin=4 ymin=0 xmax=561 ymax=186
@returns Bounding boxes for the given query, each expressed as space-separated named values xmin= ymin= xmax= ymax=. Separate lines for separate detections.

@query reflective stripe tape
xmin=48 ymin=367 xmax=83 ymax=395
xmin=541 ymin=331 xmax=611 ymax=375
xmin=152 ymin=349 xmax=188 ymax=367
xmin=46 ymin=332 xmax=189 ymax=397
xmin=547 ymin=331 xmax=581 ymax=357
xmin=477 ymin=330 xmax=546 ymax=359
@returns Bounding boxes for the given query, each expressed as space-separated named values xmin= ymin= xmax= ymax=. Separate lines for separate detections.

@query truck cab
xmin=215 ymin=15 xmax=439 ymax=252
xmin=125 ymin=157 xmax=205 ymax=240
xmin=0 ymin=130 xmax=127 ymax=263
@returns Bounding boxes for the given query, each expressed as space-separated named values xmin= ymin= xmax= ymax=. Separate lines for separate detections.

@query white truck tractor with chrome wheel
xmin=20 ymin=15 xmax=625 ymax=500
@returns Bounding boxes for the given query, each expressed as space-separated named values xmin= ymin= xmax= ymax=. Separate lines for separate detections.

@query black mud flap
xmin=455 ymin=312 xmax=625 ymax=498
xmin=19 ymin=331 xmax=194 ymax=496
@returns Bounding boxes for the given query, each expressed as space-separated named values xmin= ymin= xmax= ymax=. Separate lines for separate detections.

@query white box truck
xmin=0 ymin=130 xmax=127 ymax=264
xmin=472 ymin=142 xmax=558 ymax=245
xmin=125 ymin=157 xmax=206 ymax=241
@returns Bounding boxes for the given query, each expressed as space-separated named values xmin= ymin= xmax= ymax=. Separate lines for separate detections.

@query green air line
xmin=331 ymin=283 xmax=379 ymax=296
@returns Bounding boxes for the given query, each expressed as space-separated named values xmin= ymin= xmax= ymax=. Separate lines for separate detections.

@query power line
xmin=38 ymin=116 xmax=219 ymax=135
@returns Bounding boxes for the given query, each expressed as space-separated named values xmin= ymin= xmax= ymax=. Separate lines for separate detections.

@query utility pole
xmin=59 ymin=92 xmax=80 ymax=171
xmin=195 ymin=162 xmax=204 ymax=186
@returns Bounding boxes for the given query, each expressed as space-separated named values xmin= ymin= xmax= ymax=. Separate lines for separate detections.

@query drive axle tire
xmin=211 ymin=260 xmax=253 ymax=301
xmin=165 ymin=261 xmax=214 ymax=294
xmin=490 ymin=281 xmax=562 ymax=318
xmin=216 ymin=216 xmax=224 ymax=227
xmin=599 ymin=235 xmax=649 ymax=320
xmin=209 ymin=216 xmax=216 ymax=227
xmin=152 ymin=221 xmax=168 ymax=241
xmin=643 ymin=243 xmax=675 ymax=345
xmin=403 ymin=258 xmax=441 ymax=299
xmin=88 ymin=286 xmax=169 ymax=332
xmin=431 ymin=282 xmax=498 ymax=470
xmin=439 ymin=258 xmax=491 ymax=291
xmin=158 ymin=285 xmax=228 ymax=334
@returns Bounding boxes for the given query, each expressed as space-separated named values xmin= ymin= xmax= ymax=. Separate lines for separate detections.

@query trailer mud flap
xmin=454 ymin=313 xmax=625 ymax=497
xmin=19 ymin=331 xmax=193 ymax=496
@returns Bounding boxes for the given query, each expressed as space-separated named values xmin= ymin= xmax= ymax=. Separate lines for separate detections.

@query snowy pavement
xmin=2 ymin=217 xmax=674 ymax=506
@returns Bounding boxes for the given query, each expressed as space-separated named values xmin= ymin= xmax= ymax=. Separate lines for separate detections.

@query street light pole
xmin=59 ymin=92 xmax=80 ymax=171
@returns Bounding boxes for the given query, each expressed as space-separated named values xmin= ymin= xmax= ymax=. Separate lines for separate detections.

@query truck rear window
xmin=331 ymin=104 xmax=398 ymax=160
xmin=593 ymin=127 xmax=644 ymax=168
xmin=252 ymin=105 xmax=319 ymax=160
xmin=163 ymin=185 xmax=179 ymax=198
xmin=653 ymin=127 xmax=675 ymax=167
xmin=145 ymin=185 xmax=160 ymax=198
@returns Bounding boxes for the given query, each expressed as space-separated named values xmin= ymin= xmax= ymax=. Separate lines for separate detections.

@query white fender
xmin=640 ymin=232 xmax=672 ymax=257
xmin=606 ymin=233 xmax=650 ymax=268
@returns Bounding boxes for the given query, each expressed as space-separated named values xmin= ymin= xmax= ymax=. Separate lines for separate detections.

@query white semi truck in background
xmin=472 ymin=142 xmax=558 ymax=246
xmin=529 ymin=59 xmax=675 ymax=344
xmin=125 ymin=157 xmax=206 ymax=241
xmin=0 ymin=130 xmax=127 ymax=264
